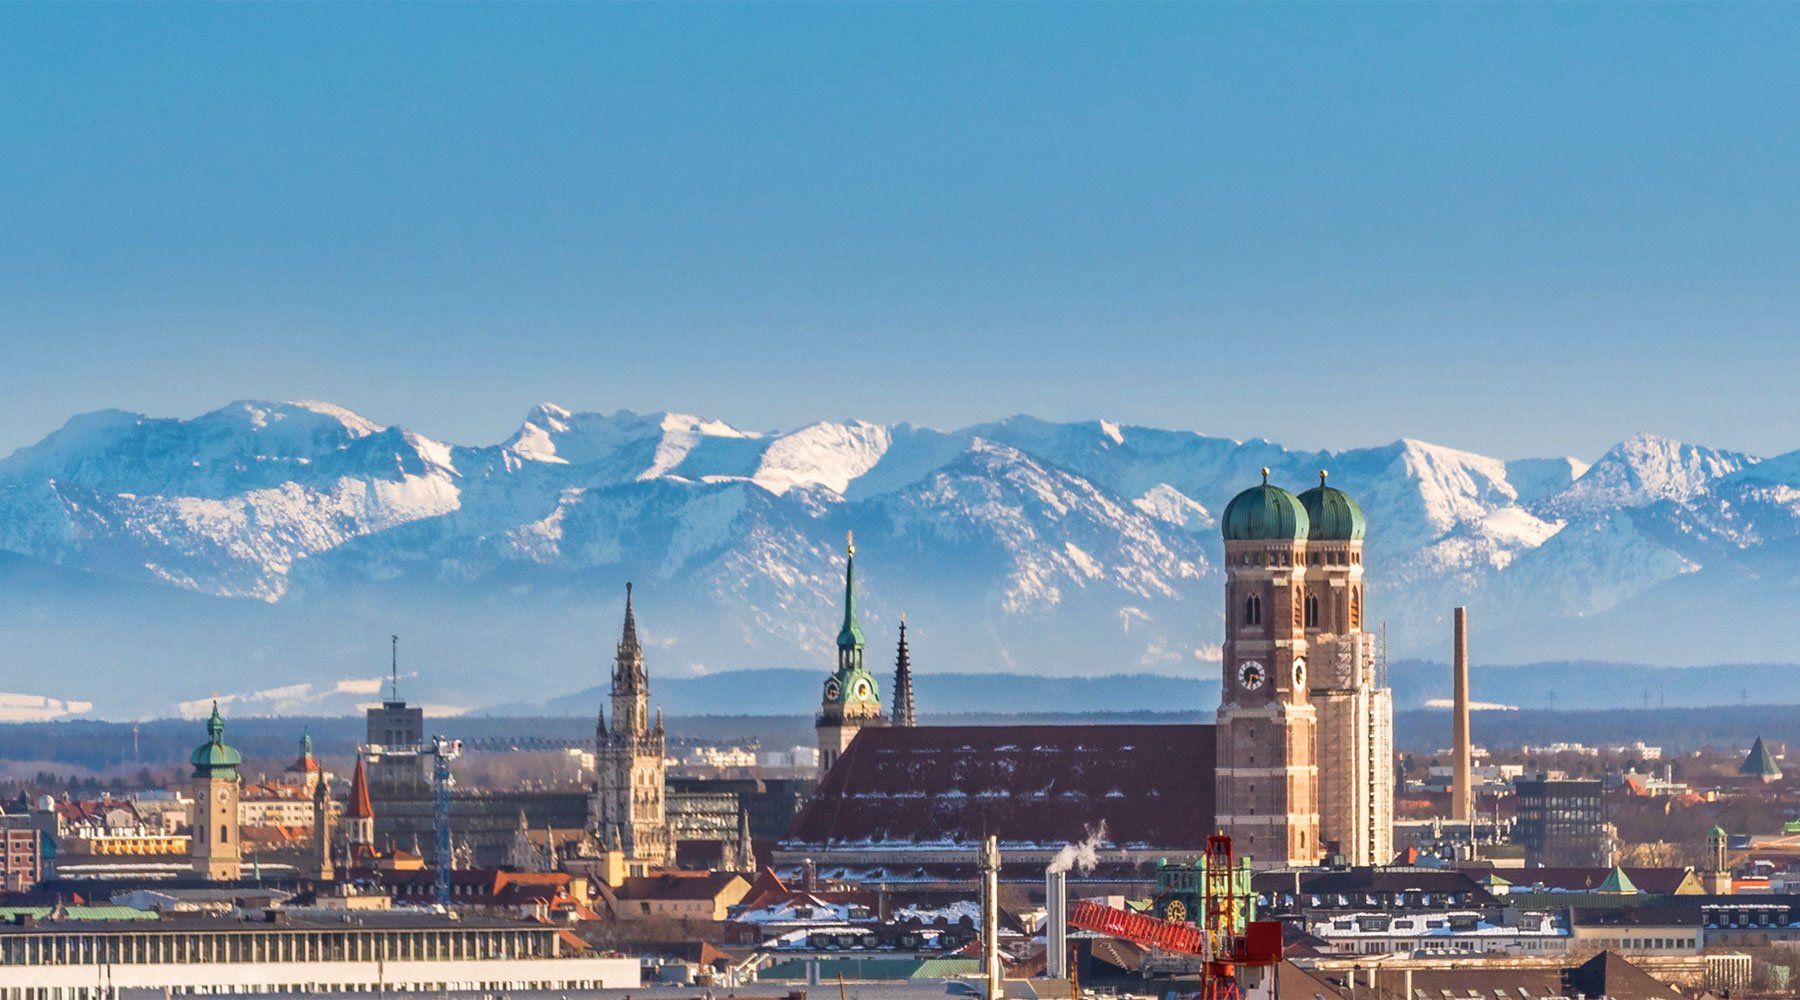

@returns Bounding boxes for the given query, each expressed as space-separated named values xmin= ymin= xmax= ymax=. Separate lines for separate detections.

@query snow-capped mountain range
xmin=0 ymin=399 xmax=1795 ymax=720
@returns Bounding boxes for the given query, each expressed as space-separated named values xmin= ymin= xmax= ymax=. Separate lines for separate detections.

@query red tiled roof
xmin=740 ymin=867 xmax=791 ymax=910
xmin=784 ymin=724 xmax=1216 ymax=850
xmin=346 ymin=758 xmax=374 ymax=820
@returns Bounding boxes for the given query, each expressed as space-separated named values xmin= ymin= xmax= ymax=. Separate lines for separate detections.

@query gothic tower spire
xmin=612 ymin=582 xmax=649 ymax=738
xmin=893 ymin=616 xmax=915 ymax=727
xmin=838 ymin=532 xmax=865 ymax=671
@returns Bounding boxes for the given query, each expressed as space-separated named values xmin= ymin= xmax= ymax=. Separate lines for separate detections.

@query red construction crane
xmin=1065 ymin=834 xmax=1281 ymax=1000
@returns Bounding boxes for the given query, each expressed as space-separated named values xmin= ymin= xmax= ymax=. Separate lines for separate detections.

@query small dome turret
xmin=1222 ymin=469 xmax=1310 ymax=542
xmin=1297 ymin=470 xmax=1367 ymax=542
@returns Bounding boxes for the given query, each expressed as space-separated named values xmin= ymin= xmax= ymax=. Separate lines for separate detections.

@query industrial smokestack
xmin=981 ymin=836 xmax=1002 ymax=1000
xmin=1452 ymin=607 xmax=1472 ymax=824
xmin=1045 ymin=867 xmax=1068 ymax=980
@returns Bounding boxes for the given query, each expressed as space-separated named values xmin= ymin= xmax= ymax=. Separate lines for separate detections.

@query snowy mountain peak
xmin=264 ymin=400 xmax=386 ymax=439
xmin=752 ymin=420 xmax=891 ymax=496
xmin=1545 ymin=432 xmax=1755 ymax=514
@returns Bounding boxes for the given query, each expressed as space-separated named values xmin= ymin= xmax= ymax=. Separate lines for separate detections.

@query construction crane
xmin=1067 ymin=834 xmax=1281 ymax=1000
xmin=361 ymin=735 xmax=463 ymax=907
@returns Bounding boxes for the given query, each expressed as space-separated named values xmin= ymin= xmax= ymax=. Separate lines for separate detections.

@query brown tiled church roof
xmin=783 ymin=724 xmax=1215 ymax=850
xmin=346 ymin=758 xmax=374 ymax=820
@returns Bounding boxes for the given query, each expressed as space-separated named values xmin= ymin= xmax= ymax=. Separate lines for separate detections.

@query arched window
xmin=1350 ymin=589 xmax=1362 ymax=629
xmin=220 ymin=824 xmax=229 ymax=844
xmin=1304 ymin=594 xmax=1320 ymax=629
xmin=1244 ymin=594 xmax=1262 ymax=627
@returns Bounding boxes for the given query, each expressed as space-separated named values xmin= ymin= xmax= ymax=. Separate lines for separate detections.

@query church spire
xmin=893 ymin=616 xmax=915 ymax=727
xmin=620 ymin=582 xmax=640 ymax=657
xmin=610 ymin=583 xmax=650 ymax=738
xmin=616 ymin=582 xmax=645 ymax=685
xmin=837 ymin=533 xmax=865 ymax=669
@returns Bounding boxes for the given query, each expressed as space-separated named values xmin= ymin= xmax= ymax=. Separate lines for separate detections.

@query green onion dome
xmin=190 ymin=702 xmax=242 ymax=780
xmin=1221 ymin=469 xmax=1310 ymax=542
xmin=1296 ymin=471 xmax=1367 ymax=542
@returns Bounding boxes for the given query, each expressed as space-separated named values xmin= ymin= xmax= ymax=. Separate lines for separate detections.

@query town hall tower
xmin=591 ymin=584 xmax=669 ymax=870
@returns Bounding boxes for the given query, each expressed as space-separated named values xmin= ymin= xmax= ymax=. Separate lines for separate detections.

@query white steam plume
xmin=1047 ymin=821 xmax=1108 ymax=875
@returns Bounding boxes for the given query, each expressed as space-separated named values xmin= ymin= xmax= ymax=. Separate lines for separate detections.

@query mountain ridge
xmin=1 ymin=400 xmax=1796 ymax=719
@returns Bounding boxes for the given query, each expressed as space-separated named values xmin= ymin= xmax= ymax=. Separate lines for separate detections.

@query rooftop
xmin=783 ymin=724 xmax=1216 ymax=852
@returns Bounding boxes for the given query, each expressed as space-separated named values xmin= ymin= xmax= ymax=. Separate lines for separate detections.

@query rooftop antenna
xmin=390 ymin=634 xmax=400 ymax=703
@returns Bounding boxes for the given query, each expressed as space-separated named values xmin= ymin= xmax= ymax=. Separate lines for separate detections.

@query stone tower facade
xmin=592 ymin=584 xmax=669 ymax=871
xmin=817 ymin=533 xmax=889 ymax=772
xmin=1215 ymin=470 xmax=1394 ymax=868
xmin=1298 ymin=472 xmax=1394 ymax=866
xmin=188 ymin=703 xmax=243 ymax=882
xmin=312 ymin=769 xmax=336 ymax=881
xmin=1215 ymin=472 xmax=1320 ymax=867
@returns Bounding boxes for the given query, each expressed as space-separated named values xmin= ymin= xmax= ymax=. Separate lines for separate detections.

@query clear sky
xmin=2 ymin=5 xmax=1798 ymax=461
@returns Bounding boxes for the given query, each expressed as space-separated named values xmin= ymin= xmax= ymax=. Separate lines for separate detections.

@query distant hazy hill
xmin=506 ymin=661 xmax=1800 ymax=718
xmin=3 ymin=399 xmax=1799 ymax=717
xmin=519 ymin=669 xmax=1216 ymax=718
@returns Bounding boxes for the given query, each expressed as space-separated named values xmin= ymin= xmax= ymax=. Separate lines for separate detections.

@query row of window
xmin=1241 ymin=592 xmax=1363 ymax=629
xmin=1233 ymin=551 xmax=1363 ymax=567
xmin=0 ymin=928 xmax=556 ymax=966
xmin=0 ymin=979 xmax=618 ymax=999
xmin=1587 ymin=936 xmax=1696 ymax=950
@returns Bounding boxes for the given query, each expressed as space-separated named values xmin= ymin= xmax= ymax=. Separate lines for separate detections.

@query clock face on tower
xmin=216 ymin=788 xmax=229 ymax=802
xmin=1237 ymin=661 xmax=1266 ymax=691
xmin=824 ymin=679 xmax=841 ymax=702
xmin=1292 ymin=657 xmax=1307 ymax=688
xmin=853 ymin=678 xmax=872 ymax=702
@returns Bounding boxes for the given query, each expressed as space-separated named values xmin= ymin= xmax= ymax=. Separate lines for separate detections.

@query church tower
xmin=817 ymin=533 xmax=888 ymax=772
xmin=188 ymin=703 xmax=243 ymax=882
xmin=1701 ymin=825 xmax=1732 ymax=894
xmin=344 ymin=756 xmax=375 ymax=850
xmin=312 ymin=768 xmax=335 ymax=881
xmin=1215 ymin=471 xmax=1321 ymax=868
xmin=1297 ymin=471 xmax=1393 ymax=866
xmin=591 ymin=584 xmax=669 ymax=870
xmin=892 ymin=617 xmax=916 ymax=727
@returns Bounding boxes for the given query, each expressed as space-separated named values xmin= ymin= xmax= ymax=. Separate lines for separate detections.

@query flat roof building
xmin=0 ymin=909 xmax=636 ymax=999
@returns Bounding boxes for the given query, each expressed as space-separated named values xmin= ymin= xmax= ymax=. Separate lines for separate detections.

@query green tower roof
xmin=1222 ymin=470 xmax=1310 ymax=542
xmin=1296 ymin=471 xmax=1367 ymax=542
xmin=190 ymin=702 xmax=242 ymax=780
xmin=838 ymin=532 xmax=865 ymax=650
xmin=1596 ymin=866 xmax=1639 ymax=894
xmin=1741 ymin=736 xmax=1783 ymax=780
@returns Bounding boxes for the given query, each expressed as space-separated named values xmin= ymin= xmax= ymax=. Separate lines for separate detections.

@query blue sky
xmin=2 ymin=5 xmax=1798 ymax=461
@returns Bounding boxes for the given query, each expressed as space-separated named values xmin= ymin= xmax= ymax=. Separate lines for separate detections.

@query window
xmin=220 ymin=825 xmax=229 ymax=844
xmin=1245 ymin=595 xmax=1263 ymax=627
xmin=1350 ymin=589 xmax=1362 ymax=629
xmin=1304 ymin=594 xmax=1319 ymax=628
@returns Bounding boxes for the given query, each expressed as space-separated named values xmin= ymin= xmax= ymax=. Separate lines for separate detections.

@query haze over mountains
xmin=0 ymin=400 xmax=1796 ymax=720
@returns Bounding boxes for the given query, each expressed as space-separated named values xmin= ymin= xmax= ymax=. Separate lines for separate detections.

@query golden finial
xmin=846 ymin=530 xmax=855 ymax=556
xmin=1260 ymin=467 xmax=1270 ymax=485
xmin=1320 ymin=469 xmax=1329 ymax=486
